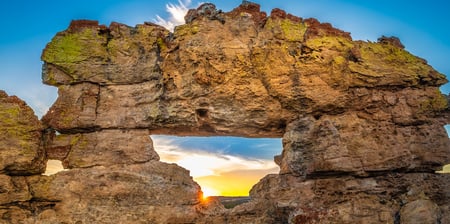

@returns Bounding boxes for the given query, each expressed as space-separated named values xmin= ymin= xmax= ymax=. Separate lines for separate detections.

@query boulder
xmin=0 ymin=91 xmax=45 ymax=175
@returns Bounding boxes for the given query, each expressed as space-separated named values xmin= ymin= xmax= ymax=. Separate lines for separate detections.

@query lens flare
xmin=201 ymin=186 xmax=220 ymax=199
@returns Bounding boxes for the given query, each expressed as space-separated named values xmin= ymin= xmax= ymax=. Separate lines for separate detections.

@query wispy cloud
xmin=152 ymin=135 xmax=280 ymax=196
xmin=154 ymin=0 xmax=194 ymax=31
xmin=153 ymin=136 xmax=278 ymax=177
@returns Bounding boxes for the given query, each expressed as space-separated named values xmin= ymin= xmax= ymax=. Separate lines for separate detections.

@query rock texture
xmin=1 ymin=2 xmax=450 ymax=223
xmin=0 ymin=91 xmax=45 ymax=175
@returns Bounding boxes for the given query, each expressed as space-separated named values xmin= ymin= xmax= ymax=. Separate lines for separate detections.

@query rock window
xmin=44 ymin=160 xmax=67 ymax=175
xmin=151 ymin=135 xmax=281 ymax=198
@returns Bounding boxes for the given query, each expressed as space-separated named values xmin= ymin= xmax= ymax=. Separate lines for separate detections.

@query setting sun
xmin=152 ymin=135 xmax=281 ymax=197
xmin=201 ymin=186 xmax=220 ymax=199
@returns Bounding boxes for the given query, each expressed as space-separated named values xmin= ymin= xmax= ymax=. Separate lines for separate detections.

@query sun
xmin=201 ymin=186 xmax=220 ymax=200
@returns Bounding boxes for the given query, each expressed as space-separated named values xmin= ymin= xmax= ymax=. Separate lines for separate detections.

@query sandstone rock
xmin=40 ymin=3 xmax=448 ymax=138
xmin=1 ymin=1 xmax=449 ymax=223
xmin=0 ymin=90 xmax=45 ymax=175
xmin=400 ymin=199 xmax=441 ymax=224
xmin=42 ymin=82 xmax=99 ymax=131
xmin=42 ymin=20 xmax=167 ymax=85
xmin=45 ymin=129 xmax=159 ymax=169
xmin=280 ymin=112 xmax=450 ymax=177
xmin=246 ymin=173 xmax=450 ymax=224
xmin=26 ymin=161 xmax=202 ymax=223
xmin=0 ymin=175 xmax=31 ymax=205
xmin=378 ymin=35 xmax=405 ymax=49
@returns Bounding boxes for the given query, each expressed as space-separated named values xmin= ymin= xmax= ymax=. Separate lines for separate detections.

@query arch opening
xmin=151 ymin=135 xmax=282 ymax=199
xmin=436 ymin=125 xmax=450 ymax=174
xmin=43 ymin=159 xmax=68 ymax=176
xmin=445 ymin=124 xmax=450 ymax=138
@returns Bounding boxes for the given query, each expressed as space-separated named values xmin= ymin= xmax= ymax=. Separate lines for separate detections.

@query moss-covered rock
xmin=0 ymin=91 xmax=45 ymax=175
xmin=348 ymin=41 xmax=447 ymax=87
xmin=264 ymin=17 xmax=307 ymax=42
xmin=41 ymin=20 xmax=169 ymax=85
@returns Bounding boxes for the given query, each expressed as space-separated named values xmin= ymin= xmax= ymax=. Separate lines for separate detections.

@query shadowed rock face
xmin=0 ymin=91 xmax=45 ymax=175
xmin=1 ymin=2 xmax=450 ymax=223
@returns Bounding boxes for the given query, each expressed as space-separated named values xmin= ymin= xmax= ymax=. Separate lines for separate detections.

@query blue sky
xmin=1 ymin=1 xmax=450 ymax=189
xmin=1 ymin=0 xmax=449 ymax=115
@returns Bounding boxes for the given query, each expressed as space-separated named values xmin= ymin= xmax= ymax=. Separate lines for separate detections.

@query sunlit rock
xmin=1 ymin=1 xmax=449 ymax=223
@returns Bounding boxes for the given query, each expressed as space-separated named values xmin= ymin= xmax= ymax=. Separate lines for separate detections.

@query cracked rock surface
xmin=1 ymin=2 xmax=449 ymax=223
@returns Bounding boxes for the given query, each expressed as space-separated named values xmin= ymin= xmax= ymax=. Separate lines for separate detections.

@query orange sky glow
xmin=152 ymin=137 xmax=280 ymax=197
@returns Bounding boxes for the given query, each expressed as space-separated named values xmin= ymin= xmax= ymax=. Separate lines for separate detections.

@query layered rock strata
xmin=1 ymin=2 xmax=450 ymax=223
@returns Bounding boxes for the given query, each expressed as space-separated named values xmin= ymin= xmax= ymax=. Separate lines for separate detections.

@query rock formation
xmin=1 ymin=2 xmax=450 ymax=223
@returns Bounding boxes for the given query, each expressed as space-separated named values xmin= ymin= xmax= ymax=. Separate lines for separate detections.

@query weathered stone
xmin=400 ymin=199 xmax=441 ymax=224
xmin=245 ymin=173 xmax=450 ymax=224
xmin=1 ymin=1 xmax=449 ymax=223
xmin=42 ymin=21 xmax=167 ymax=85
xmin=45 ymin=129 xmax=159 ymax=169
xmin=41 ymin=6 xmax=448 ymax=137
xmin=0 ymin=91 xmax=45 ymax=175
xmin=37 ymin=1 xmax=450 ymax=222
xmin=0 ymin=206 xmax=33 ymax=224
xmin=280 ymin=113 xmax=450 ymax=177
xmin=42 ymin=82 xmax=99 ymax=131
xmin=0 ymin=175 xmax=31 ymax=205
xmin=26 ymin=162 xmax=202 ymax=223
xmin=378 ymin=35 xmax=405 ymax=49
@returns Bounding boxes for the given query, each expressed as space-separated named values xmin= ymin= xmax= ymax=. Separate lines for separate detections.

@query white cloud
xmin=154 ymin=0 xmax=194 ymax=31
xmin=152 ymin=136 xmax=279 ymax=178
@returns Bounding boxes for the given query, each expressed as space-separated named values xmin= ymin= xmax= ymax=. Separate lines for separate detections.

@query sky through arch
xmin=151 ymin=135 xmax=281 ymax=196
xmin=0 ymin=0 xmax=449 ymax=195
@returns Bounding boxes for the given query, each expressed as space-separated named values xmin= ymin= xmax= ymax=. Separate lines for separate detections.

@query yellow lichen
xmin=156 ymin=37 xmax=167 ymax=51
xmin=265 ymin=18 xmax=307 ymax=42
xmin=305 ymin=36 xmax=353 ymax=52
xmin=358 ymin=42 xmax=419 ymax=64
xmin=419 ymin=91 xmax=448 ymax=113
xmin=42 ymin=28 xmax=108 ymax=75
xmin=174 ymin=23 xmax=200 ymax=36
xmin=332 ymin=56 xmax=346 ymax=66
xmin=69 ymin=134 xmax=82 ymax=146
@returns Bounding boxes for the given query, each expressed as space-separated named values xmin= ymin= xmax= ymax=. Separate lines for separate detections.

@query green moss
xmin=136 ymin=24 xmax=156 ymax=35
xmin=359 ymin=42 xmax=419 ymax=64
xmin=0 ymin=106 xmax=20 ymax=125
xmin=419 ymin=91 xmax=448 ymax=112
xmin=305 ymin=36 xmax=353 ymax=51
xmin=43 ymin=32 xmax=84 ymax=63
xmin=333 ymin=56 xmax=346 ymax=66
xmin=69 ymin=134 xmax=82 ymax=146
xmin=174 ymin=23 xmax=200 ymax=36
xmin=43 ymin=69 xmax=58 ymax=85
xmin=57 ymin=110 xmax=75 ymax=128
xmin=0 ymin=106 xmax=32 ymax=137
xmin=42 ymin=28 xmax=108 ymax=71
xmin=156 ymin=37 xmax=167 ymax=51
xmin=0 ymin=104 xmax=38 ymax=154
xmin=265 ymin=18 xmax=307 ymax=42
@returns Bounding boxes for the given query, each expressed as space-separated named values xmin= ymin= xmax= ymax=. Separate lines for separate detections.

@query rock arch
xmin=1 ymin=2 xmax=450 ymax=223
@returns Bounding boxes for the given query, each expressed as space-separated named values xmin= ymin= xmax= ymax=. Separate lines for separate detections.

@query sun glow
xmin=436 ymin=164 xmax=450 ymax=174
xmin=201 ymin=186 xmax=220 ymax=199
xmin=152 ymin=135 xmax=281 ymax=197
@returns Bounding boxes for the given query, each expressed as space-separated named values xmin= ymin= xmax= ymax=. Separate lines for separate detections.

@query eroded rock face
xmin=0 ymin=91 xmax=45 ymax=175
xmin=1 ymin=1 xmax=450 ymax=223
xmin=46 ymin=129 xmax=159 ymax=169
xmin=27 ymin=162 xmax=202 ymax=223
